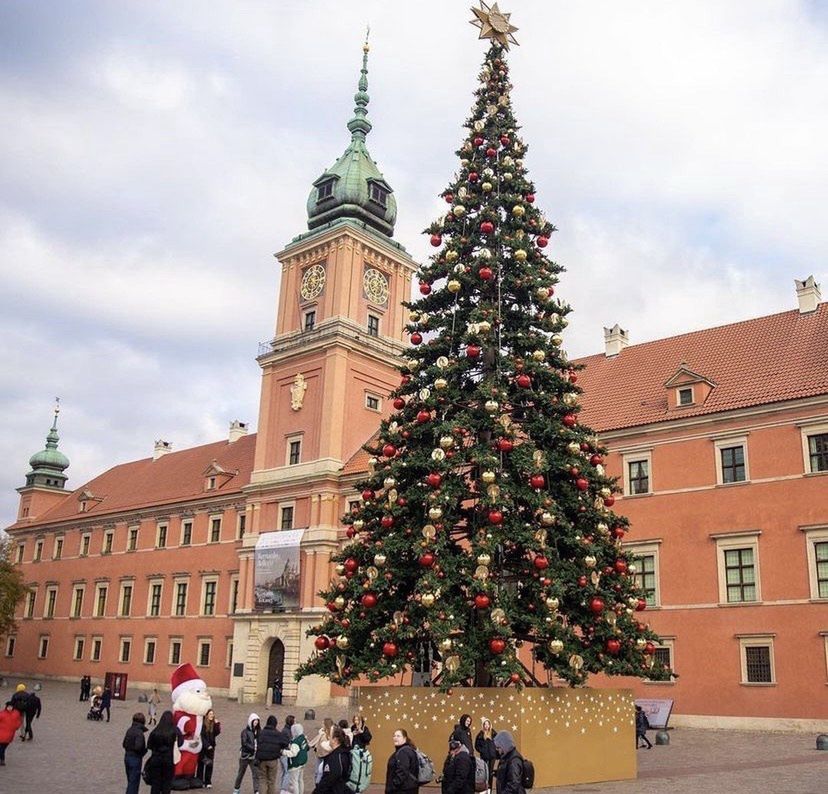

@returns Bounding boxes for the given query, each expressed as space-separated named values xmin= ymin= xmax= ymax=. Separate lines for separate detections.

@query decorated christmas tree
xmin=298 ymin=3 xmax=669 ymax=689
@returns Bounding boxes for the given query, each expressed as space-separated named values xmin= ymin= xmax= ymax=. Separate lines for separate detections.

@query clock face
xmin=363 ymin=268 xmax=389 ymax=305
xmin=300 ymin=264 xmax=326 ymax=301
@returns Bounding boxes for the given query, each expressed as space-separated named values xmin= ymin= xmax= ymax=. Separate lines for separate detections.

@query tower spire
xmin=347 ymin=28 xmax=372 ymax=142
xmin=25 ymin=399 xmax=70 ymax=489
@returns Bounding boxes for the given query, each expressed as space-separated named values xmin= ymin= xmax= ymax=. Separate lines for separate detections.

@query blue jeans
xmin=125 ymin=754 xmax=143 ymax=794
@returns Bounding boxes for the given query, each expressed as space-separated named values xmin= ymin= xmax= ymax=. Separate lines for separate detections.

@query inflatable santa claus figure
xmin=170 ymin=662 xmax=212 ymax=785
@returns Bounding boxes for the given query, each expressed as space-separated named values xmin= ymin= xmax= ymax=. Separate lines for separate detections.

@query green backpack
xmin=288 ymin=734 xmax=310 ymax=769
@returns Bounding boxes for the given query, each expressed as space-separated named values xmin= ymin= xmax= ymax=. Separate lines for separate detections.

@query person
xmin=635 ymin=705 xmax=652 ymax=749
xmin=148 ymin=688 xmax=161 ymax=726
xmin=281 ymin=723 xmax=309 ymax=794
xmin=197 ymin=707 xmax=221 ymax=788
xmin=10 ymin=684 xmax=28 ymax=739
xmin=474 ymin=718 xmax=498 ymax=793
xmin=256 ymin=715 xmax=289 ymax=794
xmin=22 ymin=688 xmax=41 ymax=741
xmin=313 ymin=725 xmax=351 ymax=794
xmin=492 ymin=731 xmax=524 ymax=794
xmin=101 ymin=686 xmax=112 ymax=723
xmin=279 ymin=714 xmax=296 ymax=781
xmin=233 ymin=713 xmax=261 ymax=794
xmin=144 ymin=710 xmax=178 ymax=794
xmin=309 ymin=717 xmax=335 ymax=783
xmin=351 ymin=714 xmax=372 ymax=749
xmin=450 ymin=715 xmax=474 ymax=757
xmin=442 ymin=740 xmax=475 ymax=794
xmin=0 ymin=701 xmax=23 ymax=766
xmin=79 ymin=676 xmax=89 ymax=702
xmin=336 ymin=719 xmax=354 ymax=746
xmin=384 ymin=728 xmax=419 ymax=794
xmin=122 ymin=712 xmax=148 ymax=794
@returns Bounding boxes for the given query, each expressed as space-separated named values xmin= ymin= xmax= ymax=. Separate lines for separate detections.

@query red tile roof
xmin=9 ymin=434 xmax=257 ymax=529
xmin=341 ymin=433 xmax=379 ymax=476
xmin=573 ymin=303 xmax=828 ymax=432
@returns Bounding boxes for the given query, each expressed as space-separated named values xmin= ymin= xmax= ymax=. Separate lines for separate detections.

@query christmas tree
xmin=298 ymin=3 xmax=669 ymax=689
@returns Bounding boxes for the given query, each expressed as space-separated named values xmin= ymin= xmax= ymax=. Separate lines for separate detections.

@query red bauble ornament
xmin=444 ymin=193 xmax=453 ymax=203
xmin=381 ymin=516 xmax=394 ymax=529
xmin=430 ymin=234 xmax=442 ymax=247
xmin=611 ymin=526 xmax=626 ymax=539
xmin=537 ymin=236 xmax=549 ymax=248
xmin=577 ymin=575 xmax=588 ymax=587
xmin=604 ymin=496 xmax=616 ymax=507
xmin=361 ymin=593 xmax=378 ymax=609
xmin=488 ymin=509 xmax=504 ymax=525
xmin=410 ymin=332 xmax=423 ymax=345
xmin=644 ymin=642 xmax=656 ymax=655
xmin=529 ymin=474 xmax=545 ymax=489
xmin=480 ymin=221 xmax=494 ymax=234
xmin=416 ymin=410 xmax=431 ymax=424
xmin=392 ymin=398 xmax=405 ymax=410
xmin=326 ymin=601 xmax=338 ymax=612
xmin=575 ymin=478 xmax=589 ymax=492
xmin=314 ymin=635 xmax=331 ymax=650
xmin=418 ymin=553 xmax=435 ymax=568
xmin=590 ymin=454 xmax=604 ymax=466
xmin=426 ymin=473 xmax=442 ymax=488
xmin=509 ymin=672 xmax=521 ymax=683
xmin=469 ymin=171 xmax=479 ymax=182
xmin=636 ymin=598 xmax=647 ymax=612
xmin=478 ymin=266 xmax=493 ymax=281
xmin=589 ymin=597 xmax=605 ymax=615
xmin=516 ymin=374 xmax=532 ymax=388
xmin=473 ymin=136 xmax=484 ymax=147
xmin=382 ymin=642 xmax=398 ymax=658
xmin=489 ymin=638 xmax=506 ymax=654
xmin=486 ymin=147 xmax=497 ymax=158
xmin=533 ymin=555 xmax=549 ymax=570
xmin=497 ymin=438 xmax=514 ymax=452
xmin=346 ymin=527 xmax=355 ymax=538
xmin=474 ymin=593 xmax=491 ymax=609
xmin=568 ymin=371 xmax=578 ymax=383
xmin=344 ymin=558 xmax=359 ymax=573
xmin=562 ymin=413 xmax=577 ymax=427
xmin=526 ymin=194 xmax=535 ymax=203
xmin=606 ymin=639 xmax=621 ymax=655
xmin=382 ymin=443 xmax=397 ymax=458
xmin=499 ymin=135 xmax=510 ymax=146
xmin=614 ymin=560 xmax=628 ymax=574
xmin=419 ymin=283 xmax=432 ymax=295
xmin=362 ymin=489 xmax=374 ymax=501
xmin=401 ymin=374 xmax=412 ymax=385
xmin=466 ymin=345 xmax=481 ymax=359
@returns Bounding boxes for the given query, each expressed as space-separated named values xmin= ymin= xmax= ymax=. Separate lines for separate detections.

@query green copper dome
xmin=26 ymin=404 xmax=69 ymax=489
xmin=306 ymin=40 xmax=397 ymax=237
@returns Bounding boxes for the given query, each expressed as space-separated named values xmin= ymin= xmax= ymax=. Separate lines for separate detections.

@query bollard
xmin=655 ymin=730 xmax=670 ymax=746
xmin=137 ymin=693 xmax=148 ymax=703
xmin=33 ymin=683 xmax=42 ymax=691
xmin=304 ymin=708 xmax=316 ymax=721
xmin=817 ymin=734 xmax=828 ymax=751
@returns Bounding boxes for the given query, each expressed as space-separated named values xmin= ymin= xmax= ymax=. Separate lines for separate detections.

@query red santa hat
xmin=171 ymin=663 xmax=207 ymax=704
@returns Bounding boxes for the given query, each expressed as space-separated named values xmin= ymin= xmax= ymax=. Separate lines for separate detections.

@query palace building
xmin=3 ymin=43 xmax=827 ymax=727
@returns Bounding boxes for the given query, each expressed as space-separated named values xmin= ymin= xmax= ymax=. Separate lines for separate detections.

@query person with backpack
xmin=442 ymin=740 xmax=475 ymax=794
xmin=474 ymin=718 xmax=498 ymax=794
xmin=450 ymin=714 xmax=474 ymax=756
xmin=635 ymin=705 xmax=652 ymax=749
xmin=122 ymin=712 xmax=148 ymax=794
xmin=257 ymin=715 xmax=289 ymax=794
xmin=21 ymin=689 xmax=41 ymax=741
xmin=280 ymin=722 xmax=310 ymax=794
xmin=384 ymin=728 xmax=420 ymax=794
xmin=345 ymin=724 xmax=373 ymax=794
xmin=492 ymin=732 xmax=525 ymax=794
xmin=313 ymin=725 xmax=351 ymax=794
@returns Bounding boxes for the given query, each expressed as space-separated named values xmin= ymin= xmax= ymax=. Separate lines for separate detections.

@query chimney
xmin=795 ymin=276 xmax=821 ymax=314
xmin=153 ymin=440 xmax=172 ymax=460
xmin=228 ymin=420 xmax=248 ymax=443
xmin=603 ymin=324 xmax=629 ymax=357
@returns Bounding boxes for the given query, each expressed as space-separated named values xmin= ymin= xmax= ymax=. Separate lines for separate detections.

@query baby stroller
xmin=87 ymin=695 xmax=104 ymax=721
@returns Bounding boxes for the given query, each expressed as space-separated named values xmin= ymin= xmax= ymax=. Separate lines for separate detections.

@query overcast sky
xmin=1 ymin=0 xmax=826 ymax=524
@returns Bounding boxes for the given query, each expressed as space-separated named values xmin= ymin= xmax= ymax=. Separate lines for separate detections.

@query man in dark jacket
xmin=101 ymin=686 xmax=112 ymax=723
xmin=9 ymin=686 xmax=29 ymax=741
xmin=22 ymin=690 xmax=41 ymax=741
xmin=493 ymin=731 xmax=524 ymax=794
xmin=256 ymin=715 xmax=289 ymax=794
xmin=444 ymin=740 xmax=475 ymax=794
xmin=122 ymin=712 xmax=148 ymax=794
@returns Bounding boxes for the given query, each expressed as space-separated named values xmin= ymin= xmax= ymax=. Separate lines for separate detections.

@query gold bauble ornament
xmin=435 ymin=378 xmax=448 ymax=390
xmin=436 ymin=356 xmax=450 ymax=368
xmin=440 ymin=436 xmax=454 ymax=449
xmin=490 ymin=607 xmax=507 ymax=625
xmin=421 ymin=592 xmax=436 ymax=607
xmin=535 ymin=287 xmax=550 ymax=300
xmin=545 ymin=596 xmax=559 ymax=611
xmin=475 ymin=565 xmax=490 ymax=580
xmin=366 ymin=566 xmax=379 ymax=580
xmin=512 ymin=205 xmax=525 ymax=217
xmin=431 ymin=448 xmax=446 ymax=461
xmin=485 ymin=400 xmax=499 ymax=414
xmin=428 ymin=507 xmax=443 ymax=520
xmin=335 ymin=564 xmax=345 ymax=575
xmin=447 ymin=279 xmax=461 ymax=293
xmin=567 ymin=441 xmax=581 ymax=455
xmin=548 ymin=639 xmax=564 ymax=654
xmin=551 ymin=334 xmax=564 ymax=346
xmin=453 ymin=205 xmax=466 ymax=217
xmin=446 ymin=250 xmax=459 ymax=262
xmin=563 ymin=393 xmax=578 ymax=407
xmin=353 ymin=519 xmax=364 ymax=531
xmin=481 ymin=470 xmax=496 ymax=484
xmin=482 ymin=181 xmax=493 ymax=192
xmin=569 ymin=654 xmax=584 ymax=670
xmin=540 ymin=511 xmax=555 ymax=526
xmin=503 ymin=172 xmax=513 ymax=182
xmin=439 ymin=637 xmax=453 ymax=651
xmin=474 ymin=120 xmax=485 ymax=132
xmin=374 ymin=553 xmax=387 ymax=567
xmin=600 ymin=487 xmax=612 ymax=498
xmin=628 ymin=564 xmax=637 ymax=575
xmin=502 ymin=156 xmax=514 ymax=167
xmin=334 ymin=596 xmax=346 ymax=609
xmin=384 ymin=477 xmax=396 ymax=489
xmin=478 ymin=320 xmax=492 ymax=333
xmin=336 ymin=635 xmax=350 ymax=650
xmin=477 ymin=552 xmax=492 ymax=566
xmin=409 ymin=311 xmax=421 ymax=322
xmin=445 ymin=655 xmax=461 ymax=673
xmin=532 ymin=349 xmax=545 ymax=361
xmin=514 ymin=249 xmax=528 ymax=262
xmin=636 ymin=638 xmax=647 ymax=650
xmin=585 ymin=555 xmax=597 ymax=568
xmin=422 ymin=524 xmax=437 ymax=540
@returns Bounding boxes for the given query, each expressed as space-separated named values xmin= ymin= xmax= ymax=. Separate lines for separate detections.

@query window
xmin=95 ymin=584 xmax=108 ymax=617
xmin=91 ymin=636 xmax=102 ymax=662
xmin=365 ymin=394 xmax=381 ymax=411
xmin=202 ymin=580 xmax=217 ymax=616
xmin=73 ymin=637 xmax=85 ymax=661
xmin=5 ymin=636 xmax=15 ymax=657
xmin=149 ymin=582 xmax=163 ymax=617
xmin=807 ymin=432 xmax=828 ymax=473
xmin=175 ymin=581 xmax=188 ymax=616
xmin=348 ymin=500 xmax=361 ymax=514
xmin=38 ymin=635 xmax=49 ymax=659
xmin=370 ymin=182 xmax=389 ymax=207
xmin=144 ymin=638 xmax=156 ymax=664
xmin=207 ymin=476 xmax=217 ymax=490
xmin=210 ymin=517 xmax=222 ymax=543
xmin=804 ymin=528 xmax=828 ymax=599
xmin=237 ymin=514 xmax=246 ymax=540
xmin=198 ymin=640 xmax=211 ymax=667
xmin=714 ymin=532 xmax=761 ymax=604
xmin=16 ymin=543 xmax=24 ymax=564
xmin=72 ymin=586 xmax=85 ymax=618
xmin=120 ymin=638 xmax=132 ymax=663
xmin=739 ymin=636 xmax=775 ymax=684
xmin=120 ymin=583 xmax=133 ymax=617
xmin=103 ymin=531 xmax=114 ymax=555
xmin=317 ymin=179 xmax=334 ymax=201
xmin=53 ymin=537 xmax=64 ymax=560
xmin=170 ymin=639 xmax=182 ymax=666
xmin=280 ymin=505 xmax=294 ymax=531
xmin=677 ymin=387 xmax=694 ymax=406
xmin=367 ymin=314 xmax=380 ymax=337
xmin=654 ymin=645 xmax=672 ymax=670
xmin=181 ymin=521 xmax=192 ymax=546
xmin=226 ymin=640 xmax=234 ymax=668
xmin=230 ymin=576 xmax=240 ymax=615
xmin=156 ymin=524 xmax=168 ymax=549
xmin=720 ymin=446 xmax=746 ymax=483
xmin=25 ymin=589 xmax=37 ymax=619
xmin=44 ymin=586 xmax=58 ymax=618
xmin=304 ymin=310 xmax=316 ymax=331
xmin=34 ymin=539 xmax=43 ymax=562
xmin=288 ymin=440 xmax=301 ymax=466
xmin=625 ymin=541 xmax=661 ymax=607
xmin=81 ymin=533 xmax=91 ymax=556
xmin=128 ymin=527 xmax=139 ymax=551
xmin=622 ymin=451 xmax=652 ymax=496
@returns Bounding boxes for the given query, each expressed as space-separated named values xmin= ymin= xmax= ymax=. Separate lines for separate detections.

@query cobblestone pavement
xmin=0 ymin=679 xmax=825 ymax=793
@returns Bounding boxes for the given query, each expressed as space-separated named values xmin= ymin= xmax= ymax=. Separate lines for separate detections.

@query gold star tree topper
xmin=470 ymin=1 xmax=519 ymax=49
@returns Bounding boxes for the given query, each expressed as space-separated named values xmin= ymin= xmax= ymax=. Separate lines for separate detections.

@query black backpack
xmin=521 ymin=758 xmax=535 ymax=790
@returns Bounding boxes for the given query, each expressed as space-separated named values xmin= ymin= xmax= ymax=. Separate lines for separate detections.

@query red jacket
xmin=0 ymin=707 xmax=23 ymax=743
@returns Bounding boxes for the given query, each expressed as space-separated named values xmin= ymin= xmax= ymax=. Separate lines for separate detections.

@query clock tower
xmin=232 ymin=39 xmax=417 ymax=704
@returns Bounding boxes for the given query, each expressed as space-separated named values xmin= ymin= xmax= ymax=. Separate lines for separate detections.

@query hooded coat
xmin=474 ymin=719 xmax=498 ymax=767
xmin=240 ymin=713 xmax=260 ymax=759
xmin=0 ymin=705 xmax=23 ymax=744
xmin=443 ymin=745 xmax=475 ymax=794
xmin=450 ymin=716 xmax=474 ymax=756
xmin=492 ymin=732 xmax=525 ymax=794
xmin=256 ymin=715 xmax=289 ymax=762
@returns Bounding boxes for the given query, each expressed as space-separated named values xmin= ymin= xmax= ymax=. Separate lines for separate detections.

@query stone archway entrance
xmin=267 ymin=638 xmax=285 ymax=695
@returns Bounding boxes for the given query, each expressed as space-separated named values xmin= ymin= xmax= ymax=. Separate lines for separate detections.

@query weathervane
xmin=470 ymin=1 xmax=519 ymax=49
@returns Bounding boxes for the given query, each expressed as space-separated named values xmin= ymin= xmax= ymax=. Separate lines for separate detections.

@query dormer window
xmin=370 ymin=183 xmax=388 ymax=207
xmin=664 ymin=365 xmax=715 ymax=410
xmin=316 ymin=179 xmax=335 ymax=202
xmin=207 ymin=476 xmax=216 ymax=490
xmin=677 ymin=387 xmax=694 ymax=406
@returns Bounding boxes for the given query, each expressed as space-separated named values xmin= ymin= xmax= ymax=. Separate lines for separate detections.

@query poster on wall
xmin=254 ymin=529 xmax=304 ymax=610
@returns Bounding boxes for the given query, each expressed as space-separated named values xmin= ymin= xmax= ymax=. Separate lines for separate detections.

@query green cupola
xmin=26 ymin=401 xmax=70 ymax=489
xmin=306 ymin=37 xmax=397 ymax=237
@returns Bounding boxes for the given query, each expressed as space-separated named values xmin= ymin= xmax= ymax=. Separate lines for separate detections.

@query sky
xmin=1 ymin=0 xmax=826 ymax=525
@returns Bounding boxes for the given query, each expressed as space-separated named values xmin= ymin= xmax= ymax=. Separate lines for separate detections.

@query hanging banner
xmin=254 ymin=529 xmax=304 ymax=610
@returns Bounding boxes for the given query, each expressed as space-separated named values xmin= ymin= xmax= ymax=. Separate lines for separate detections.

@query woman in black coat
xmin=450 ymin=714 xmax=474 ymax=756
xmin=385 ymin=728 xmax=420 ymax=794
xmin=144 ymin=710 xmax=178 ymax=794
xmin=313 ymin=726 xmax=351 ymax=794
xmin=474 ymin=718 xmax=498 ymax=792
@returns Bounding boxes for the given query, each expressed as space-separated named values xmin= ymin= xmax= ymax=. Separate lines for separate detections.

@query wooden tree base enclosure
xmin=357 ymin=687 xmax=637 ymax=789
